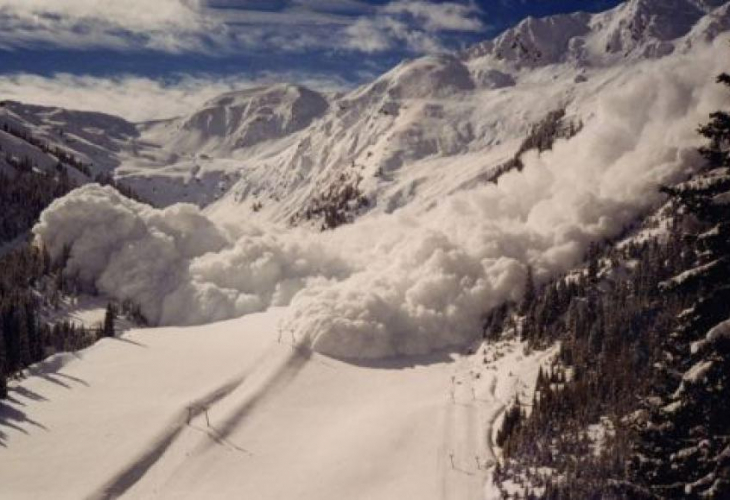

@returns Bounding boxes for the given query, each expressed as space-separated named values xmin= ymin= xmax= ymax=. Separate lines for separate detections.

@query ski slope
xmin=0 ymin=308 xmax=549 ymax=500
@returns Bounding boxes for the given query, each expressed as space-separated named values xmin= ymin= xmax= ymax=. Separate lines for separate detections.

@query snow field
xmin=0 ymin=308 xmax=552 ymax=500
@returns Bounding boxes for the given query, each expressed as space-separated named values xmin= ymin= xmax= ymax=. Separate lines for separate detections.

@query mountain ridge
xmin=1 ymin=0 xmax=729 ymax=229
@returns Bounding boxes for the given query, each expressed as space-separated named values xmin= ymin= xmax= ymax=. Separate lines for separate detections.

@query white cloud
xmin=0 ymin=0 xmax=220 ymax=53
xmin=344 ymin=18 xmax=400 ymax=53
xmin=344 ymin=1 xmax=484 ymax=54
xmin=0 ymin=72 xmax=352 ymax=122
xmin=384 ymin=1 xmax=484 ymax=32
xmin=0 ymin=0 xmax=484 ymax=54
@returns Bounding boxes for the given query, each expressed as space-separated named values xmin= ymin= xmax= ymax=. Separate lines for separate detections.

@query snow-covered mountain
xmin=463 ymin=0 xmax=729 ymax=65
xmin=205 ymin=0 xmax=730 ymax=227
xmin=0 ymin=100 xmax=138 ymax=177
xmin=3 ymin=1 xmax=730 ymax=498
xmin=18 ymin=0 xmax=727 ymax=356
xmin=3 ymin=0 xmax=729 ymax=228
xmin=2 ymin=0 xmax=728 ymax=354
xmin=143 ymin=84 xmax=330 ymax=156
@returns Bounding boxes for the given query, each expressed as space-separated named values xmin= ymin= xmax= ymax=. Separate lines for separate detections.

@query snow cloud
xmin=34 ymin=185 xmax=349 ymax=325
xmin=33 ymin=40 xmax=729 ymax=359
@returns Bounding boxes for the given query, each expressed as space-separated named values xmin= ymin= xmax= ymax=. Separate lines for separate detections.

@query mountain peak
xmin=152 ymin=83 xmax=329 ymax=155
xmin=598 ymin=0 xmax=706 ymax=56
xmin=462 ymin=11 xmax=591 ymax=66
xmin=463 ymin=0 xmax=724 ymax=68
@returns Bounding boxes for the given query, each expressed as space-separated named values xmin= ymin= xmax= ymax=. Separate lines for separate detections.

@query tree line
xmin=1 ymin=120 xmax=92 ymax=177
xmin=486 ymin=73 xmax=730 ymax=499
xmin=0 ymin=241 xmax=147 ymax=399
xmin=0 ymin=121 xmax=148 ymax=398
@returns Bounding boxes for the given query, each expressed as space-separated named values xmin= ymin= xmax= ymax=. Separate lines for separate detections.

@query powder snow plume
xmin=34 ymin=39 xmax=729 ymax=359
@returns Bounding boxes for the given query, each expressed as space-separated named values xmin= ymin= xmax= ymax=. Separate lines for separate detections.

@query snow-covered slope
xmin=0 ymin=308 xmax=552 ymax=500
xmin=3 ymin=0 xmax=728 ymax=221
xmin=463 ymin=0 xmax=725 ymax=66
xmin=143 ymin=84 xmax=330 ymax=156
xmin=0 ymin=100 xmax=138 ymax=176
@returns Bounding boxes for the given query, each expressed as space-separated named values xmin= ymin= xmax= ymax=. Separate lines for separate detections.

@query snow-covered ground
xmin=0 ymin=308 xmax=550 ymax=499
xmin=3 ymin=1 xmax=730 ymax=497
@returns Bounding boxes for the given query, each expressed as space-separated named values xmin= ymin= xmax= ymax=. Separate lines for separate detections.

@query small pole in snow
xmin=475 ymin=455 xmax=481 ymax=470
xmin=277 ymin=328 xmax=282 ymax=343
xmin=205 ymin=408 xmax=210 ymax=428
xmin=449 ymin=452 xmax=455 ymax=470
xmin=450 ymin=388 xmax=455 ymax=403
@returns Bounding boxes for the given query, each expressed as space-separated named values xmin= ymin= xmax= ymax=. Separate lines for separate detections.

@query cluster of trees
xmin=0 ymin=241 xmax=139 ymax=399
xmin=291 ymin=171 xmax=370 ymax=231
xmin=628 ymin=73 xmax=730 ymax=499
xmin=487 ymin=108 xmax=583 ymax=184
xmin=0 ymin=121 xmax=149 ymax=398
xmin=0 ymin=160 xmax=75 ymax=244
xmin=0 ymin=245 xmax=96 ymax=398
xmin=92 ymin=172 xmax=147 ymax=204
xmin=1 ymin=120 xmax=92 ymax=176
xmin=490 ymin=233 xmax=679 ymax=497
xmin=488 ymin=73 xmax=730 ymax=498
xmin=0 ymin=115 xmax=149 ymax=245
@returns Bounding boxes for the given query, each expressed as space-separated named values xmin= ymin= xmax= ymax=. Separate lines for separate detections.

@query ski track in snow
xmin=88 ymin=350 xmax=274 ymax=500
xmin=203 ymin=346 xmax=311 ymax=448
xmin=443 ymin=358 xmax=481 ymax=500
xmin=89 ymin=337 xmax=320 ymax=499
xmin=442 ymin=343 xmax=557 ymax=500
xmin=442 ymin=357 xmax=502 ymax=500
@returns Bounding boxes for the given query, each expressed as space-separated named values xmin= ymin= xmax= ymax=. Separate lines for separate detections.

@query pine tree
xmin=698 ymin=73 xmax=730 ymax=168
xmin=630 ymin=71 xmax=730 ymax=499
xmin=103 ymin=302 xmax=116 ymax=338
xmin=0 ymin=325 xmax=7 ymax=399
xmin=521 ymin=264 xmax=536 ymax=316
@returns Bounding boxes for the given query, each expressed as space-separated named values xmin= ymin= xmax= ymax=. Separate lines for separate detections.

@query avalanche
xmin=33 ymin=36 xmax=729 ymax=359
xmin=2 ymin=1 xmax=730 ymax=498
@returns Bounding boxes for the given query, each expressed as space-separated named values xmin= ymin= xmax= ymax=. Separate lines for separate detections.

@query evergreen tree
xmin=521 ymin=264 xmax=537 ymax=316
xmin=698 ymin=73 xmax=730 ymax=168
xmin=103 ymin=302 xmax=116 ymax=338
xmin=0 ymin=325 xmax=7 ymax=399
xmin=630 ymin=71 xmax=730 ymax=499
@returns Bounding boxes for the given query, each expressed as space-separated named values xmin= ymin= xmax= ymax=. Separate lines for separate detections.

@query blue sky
xmin=0 ymin=0 xmax=623 ymax=120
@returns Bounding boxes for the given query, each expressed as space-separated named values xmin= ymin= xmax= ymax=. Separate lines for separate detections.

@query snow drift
xmin=33 ymin=38 xmax=729 ymax=359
